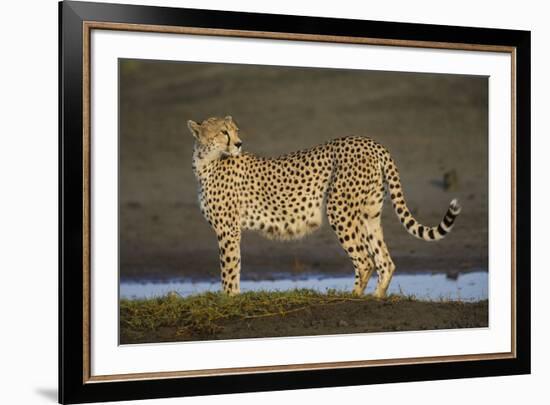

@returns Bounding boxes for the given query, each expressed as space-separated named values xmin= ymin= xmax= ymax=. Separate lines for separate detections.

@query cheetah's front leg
xmin=217 ymin=227 xmax=241 ymax=295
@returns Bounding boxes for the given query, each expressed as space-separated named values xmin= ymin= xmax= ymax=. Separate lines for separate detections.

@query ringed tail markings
xmin=383 ymin=154 xmax=462 ymax=241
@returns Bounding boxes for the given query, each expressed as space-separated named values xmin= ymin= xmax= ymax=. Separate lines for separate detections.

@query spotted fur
xmin=188 ymin=116 xmax=461 ymax=297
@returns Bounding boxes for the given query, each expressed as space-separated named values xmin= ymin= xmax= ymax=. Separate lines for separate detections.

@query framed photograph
xmin=59 ymin=1 xmax=531 ymax=403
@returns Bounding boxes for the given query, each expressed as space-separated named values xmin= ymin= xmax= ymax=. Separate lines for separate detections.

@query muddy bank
xmin=120 ymin=293 xmax=488 ymax=344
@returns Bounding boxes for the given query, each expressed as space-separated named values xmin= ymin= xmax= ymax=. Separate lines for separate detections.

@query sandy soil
xmin=119 ymin=60 xmax=488 ymax=281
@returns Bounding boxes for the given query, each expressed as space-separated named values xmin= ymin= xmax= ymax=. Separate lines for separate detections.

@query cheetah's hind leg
xmin=365 ymin=216 xmax=396 ymax=299
xmin=326 ymin=197 xmax=374 ymax=295
xmin=354 ymin=246 xmax=376 ymax=295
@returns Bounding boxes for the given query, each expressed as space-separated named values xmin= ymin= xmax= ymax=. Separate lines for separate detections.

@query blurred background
xmin=119 ymin=59 xmax=488 ymax=289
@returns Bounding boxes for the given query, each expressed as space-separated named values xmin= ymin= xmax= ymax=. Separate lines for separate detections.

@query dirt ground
xmin=119 ymin=59 xmax=488 ymax=281
xmin=120 ymin=299 xmax=488 ymax=344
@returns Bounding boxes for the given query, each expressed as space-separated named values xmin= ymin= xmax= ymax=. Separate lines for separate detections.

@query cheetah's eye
xmin=222 ymin=130 xmax=229 ymax=136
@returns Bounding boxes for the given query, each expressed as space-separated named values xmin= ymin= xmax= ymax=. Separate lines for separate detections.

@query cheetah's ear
xmin=224 ymin=115 xmax=233 ymax=122
xmin=187 ymin=120 xmax=201 ymax=139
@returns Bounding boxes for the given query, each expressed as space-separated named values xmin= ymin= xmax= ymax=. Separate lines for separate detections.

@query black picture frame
xmin=59 ymin=1 xmax=531 ymax=403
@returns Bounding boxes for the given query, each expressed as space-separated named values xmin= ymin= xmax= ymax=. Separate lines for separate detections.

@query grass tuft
xmin=120 ymin=289 xmax=413 ymax=337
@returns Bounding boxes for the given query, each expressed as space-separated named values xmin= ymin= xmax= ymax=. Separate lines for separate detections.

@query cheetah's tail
xmin=383 ymin=156 xmax=462 ymax=241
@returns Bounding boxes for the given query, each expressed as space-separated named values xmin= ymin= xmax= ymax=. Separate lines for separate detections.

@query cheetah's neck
xmin=192 ymin=145 xmax=223 ymax=179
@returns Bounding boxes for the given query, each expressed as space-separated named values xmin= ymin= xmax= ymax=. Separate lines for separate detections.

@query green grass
xmin=120 ymin=289 xmax=413 ymax=337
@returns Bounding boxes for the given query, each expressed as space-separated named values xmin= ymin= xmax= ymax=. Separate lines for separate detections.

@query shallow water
xmin=120 ymin=271 xmax=488 ymax=302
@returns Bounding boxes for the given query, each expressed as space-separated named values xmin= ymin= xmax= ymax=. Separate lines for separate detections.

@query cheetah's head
xmin=187 ymin=116 xmax=243 ymax=157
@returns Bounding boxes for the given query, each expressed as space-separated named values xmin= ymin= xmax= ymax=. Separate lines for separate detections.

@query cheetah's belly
xmin=241 ymin=193 xmax=325 ymax=241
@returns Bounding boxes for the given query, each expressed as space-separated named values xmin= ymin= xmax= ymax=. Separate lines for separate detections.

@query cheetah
xmin=188 ymin=116 xmax=461 ymax=298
